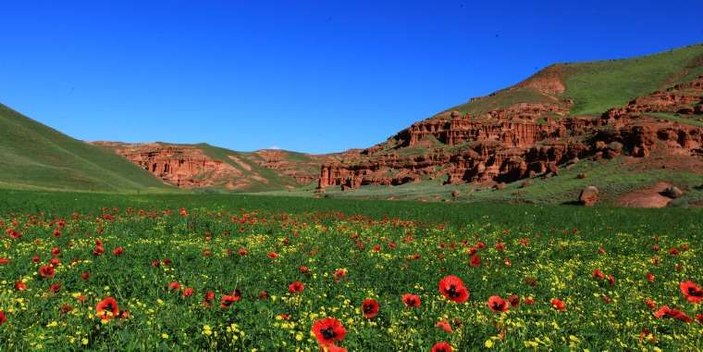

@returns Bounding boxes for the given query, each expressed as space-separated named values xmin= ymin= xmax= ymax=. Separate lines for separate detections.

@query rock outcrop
xmin=93 ymin=143 xmax=243 ymax=188
xmin=93 ymin=143 xmax=336 ymax=190
xmin=318 ymin=75 xmax=703 ymax=191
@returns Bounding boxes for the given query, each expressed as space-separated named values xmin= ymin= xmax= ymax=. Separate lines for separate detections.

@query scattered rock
xmin=578 ymin=186 xmax=599 ymax=206
xmin=661 ymin=186 xmax=683 ymax=199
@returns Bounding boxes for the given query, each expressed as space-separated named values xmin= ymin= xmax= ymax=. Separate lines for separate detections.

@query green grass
xmin=647 ymin=112 xmax=703 ymax=128
xmin=0 ymin=104 xmax=172 ymax=192
xmin=0 ymin=192 xmax=702 ymax=350
xmin=449 ymin=88 xmax=556 ymax=116
xmin=563 ymin=44 xmax=703 ymax=115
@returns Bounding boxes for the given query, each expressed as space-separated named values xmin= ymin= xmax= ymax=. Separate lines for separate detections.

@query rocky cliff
xmin=318 ymin=73 xmax=703 ymax=190
xmin=93 ymin=142 xmax=339 ymax=190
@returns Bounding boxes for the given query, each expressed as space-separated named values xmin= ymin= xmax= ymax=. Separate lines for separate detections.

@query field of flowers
xmin=0 ymin=200 xmax=702 ymax=351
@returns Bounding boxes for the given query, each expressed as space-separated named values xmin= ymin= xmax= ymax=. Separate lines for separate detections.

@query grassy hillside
xmin=0 ymin=104 xmax=172 ymax=192
xmin=563 ymin=44 xmax=703 ymax=115
xmin=449 ymin=44 xmax=703 ymax=117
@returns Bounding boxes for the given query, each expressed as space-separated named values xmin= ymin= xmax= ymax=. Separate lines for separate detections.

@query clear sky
xmin=0 ymin=1 xmax=701 ymax=154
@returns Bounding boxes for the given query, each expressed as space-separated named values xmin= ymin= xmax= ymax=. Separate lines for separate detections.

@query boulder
xmin=661 ymin=186 xmax=683 ymax=199
xmin=578 ymin=186 xmax=599 ymax=206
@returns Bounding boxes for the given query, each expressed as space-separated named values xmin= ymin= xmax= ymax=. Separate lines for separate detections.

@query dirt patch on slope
xmin=617 ymin=182 xmax=673 ymax=208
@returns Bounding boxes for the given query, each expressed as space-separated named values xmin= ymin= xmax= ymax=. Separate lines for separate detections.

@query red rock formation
xmin=93 ymin=143 xmax=244 ymax=188
xmin=318 ymin=76 xmax=703 ymax=190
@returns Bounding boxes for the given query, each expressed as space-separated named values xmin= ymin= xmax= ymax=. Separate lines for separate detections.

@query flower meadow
xmin=0 ymin=205 xmax=702 ymax=351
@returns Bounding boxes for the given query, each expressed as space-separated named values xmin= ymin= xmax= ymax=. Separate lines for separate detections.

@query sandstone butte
xmin=317 ymin=73 xmax=703 ymax=191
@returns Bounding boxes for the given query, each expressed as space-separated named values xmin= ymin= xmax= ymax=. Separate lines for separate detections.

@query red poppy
xmin=179 ymin=208 xmax=188 ymax=217
xmin=32 ymin=255 xmax=40 ymax=263
xmin=592 ymin=269 xmax=605 ymax=280
xmin=168 ymin=281 xmax=181 ymax=291
xmin=431 ymin=341 xmax=453 ymax=352
xmin=326 ymin=345 xmax=347 ymax=352
xmin=162 ymin=258 xmax=172 ymax=266
xmin=151 ymin=259 xmax=161 ymax=268
xmin=646 ymin=272 xmax=655 ymax=283
xmin=312 ymin=317 xmax=346 ymax=346
xmin=333 ymin=268 xmax=348 ymax=282
xmin=49 ymin=283 xmax=61 ymax=293
xmin=113 ymin=247 xmax=124 ymax=256
xmin=372 ymin=244 xmax=381 ymax=252
xmin=653 ymin=306 xmax=693 ymax=323
xmin=268 ymin=251 xmax=279 ymax=259
xmin=56 ymin=303 xmax=72 ymax=314
xmin=49 ymin=258 xmax=60 ymax=267
xmin=669 ymin=247 xmax=679 ymax=256
xmin=435 ymin=320 xmax=452 ymax=333
xmin=438 ymin=275 xmax=469 ymax=303
xmin=203 ymin=290 xmax=216 ymax=306
xmin=469 ymin=254 xmax=481 ymax=268
xmin=524 ymin=296 xmax=535 ymax=305
xmin=696 ymin=314 xmax=703 ymax=324
xmin=0 ymin=310 xmax=6 ymax=325
xmin=39 ymin=265 xmax=55 ymax=279
xmin=607 ymin=275 xmax=616 ymax=286
xmin=14 ymin=281 xmax=26 ymax=291
xmin=220 ymin=294 xmax=240 ymax=308
xmin=402 ymin=293 xmax=421 ymax=308
xmin=299 ymin=265 xmax=310 ymax=274
xmin=288 ymin=281 xmax=305 ymax=294
xmin=551 ymin=298 xmax=566 ymax=311
xmin=507 ymin=294 xmax=520 ymax=307
xmin=259 ymin=290 xmax=269 ymax=300
xmin=0 ymin=258 xmax=10 ymax=265
xmin=6 ymin=228 xmax=21 ymax=239
xmin=182 ymin=287 xmax=194 ymax=297
xmin=487 ymin=295 xmax=509 ymax=313
xmin=96 ymin=297 xmax=119 ymax=321
xmin=93 ymin=244 xmax=105 ymax=256
xmin=680 ymin=281 xmax=703 ymax=304
xmin=51 ymin=247 xmax=61 ymax=257
xmin=495 ymin=242 xmax=505 ymax=251
xmin=81 ymin=271 xmax=90 ymax=280
xmin=361 ymin=298 xmax=379 ymax=319
xmin=645 ymin=298 xmax=657 ymax=310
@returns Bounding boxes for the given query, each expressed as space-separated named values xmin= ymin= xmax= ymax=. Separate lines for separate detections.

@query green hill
xmin=0 ymin=104 xmax=172 ymax=192
xmin=450 ymin=43 xmax=703 ymax=116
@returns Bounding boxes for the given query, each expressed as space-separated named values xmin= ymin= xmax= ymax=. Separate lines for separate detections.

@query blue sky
xmin=0 ymin=1 xmax=701 ymax=153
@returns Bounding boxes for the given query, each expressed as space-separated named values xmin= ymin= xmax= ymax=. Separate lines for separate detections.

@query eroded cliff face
xmin=92 ymin=143 xmax=244 ymax=188
xmin=318 ymin=75 xmax=703 ymax=190
xmin=92 ymin=143 xmax=335 ymax=190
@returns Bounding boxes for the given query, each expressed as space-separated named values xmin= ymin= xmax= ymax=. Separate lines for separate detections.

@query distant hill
xmin=92 ymin=142 xmax=346 ymax=192
xmin=0 ymin=104 xmax=171 ymax=192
